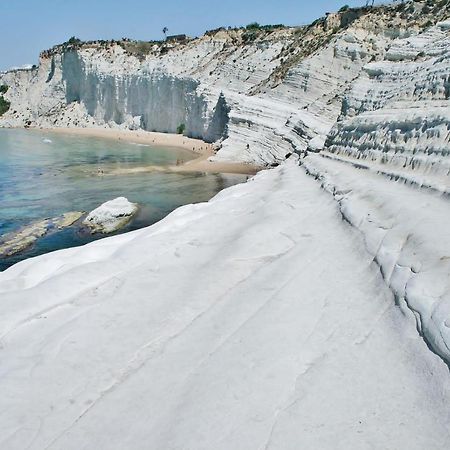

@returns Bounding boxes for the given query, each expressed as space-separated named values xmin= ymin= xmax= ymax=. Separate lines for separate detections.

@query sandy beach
xmin=45 ymin=127 xmax=261 ymax=175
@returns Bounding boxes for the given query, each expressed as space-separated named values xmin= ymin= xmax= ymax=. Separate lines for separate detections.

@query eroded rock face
xmin=323 ymin=18 xmax=450 ymax=193
xmin=83 ymin=197 xmax=138 ymax=233
xmin=1 ymin=1 xmax=448 ymax=166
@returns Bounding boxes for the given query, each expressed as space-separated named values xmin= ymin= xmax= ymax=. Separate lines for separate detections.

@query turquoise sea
xmin=0 ymin=129 xmax=247 ymax=271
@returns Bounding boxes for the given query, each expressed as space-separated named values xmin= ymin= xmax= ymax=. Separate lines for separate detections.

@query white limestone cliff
xmin=1 ymin=1 xmax=448 ymax=167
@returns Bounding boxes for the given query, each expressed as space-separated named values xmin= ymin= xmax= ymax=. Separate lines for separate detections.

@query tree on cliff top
xmin=68 ymin=36 xmax=81 ymax=45
xmin=246 ymin=22 xmax=261 ymax=30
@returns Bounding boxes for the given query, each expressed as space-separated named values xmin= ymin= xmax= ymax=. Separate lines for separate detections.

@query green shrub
xmin=120 ymin=41 xmax=157 ymax=61
xmin=246 ymin=22 xmax=261 ymax=30
xmin=177 ymin=123 xmax=186 ymax=134
xmin=259 ymin=24 xmax=285 ymax=31
xmin=242 ymin=31 xmax=258 ymax=43
xmin=244 ymin=23 xmax=285 ymax=32
xmin=339 ymin=5 xmax=350 ymax=12
xmin=68 ymin=36 xmax=81 ymax=45
xmin=0 ymin=85 xmax=8 ymax=94
xmin=205 ymin=27 xmax=226 ymax=36
xmin=0 ymin=96 xmax=11 ymax=116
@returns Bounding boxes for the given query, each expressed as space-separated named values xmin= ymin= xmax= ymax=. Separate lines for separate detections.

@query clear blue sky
xmin=1 ymin=0 xmax=367 ymax=71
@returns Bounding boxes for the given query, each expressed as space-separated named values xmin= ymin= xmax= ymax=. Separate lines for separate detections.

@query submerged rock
xmin=0 ymin=211 xmax=83 ymax=257
xmin=83 ymin=197 xmax=138 ymax=233
xmin=57 ymin=211 xmax=84 ymax=229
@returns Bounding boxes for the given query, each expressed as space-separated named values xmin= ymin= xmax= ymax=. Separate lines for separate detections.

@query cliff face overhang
xmin=0 ymin=48 xmax=231 ymax=143
xmin=60 ymin=50 xmax=228 ymax=142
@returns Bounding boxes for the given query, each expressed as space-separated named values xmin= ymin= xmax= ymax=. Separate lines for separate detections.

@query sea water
xmin=0 ymin=129 xmax=247 ymax=270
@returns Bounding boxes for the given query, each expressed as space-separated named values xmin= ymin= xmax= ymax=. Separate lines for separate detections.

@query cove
xmin=0 ymin=128 xmax=247 ymax=271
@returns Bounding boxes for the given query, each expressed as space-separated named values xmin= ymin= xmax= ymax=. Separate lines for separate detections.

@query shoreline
xmin=39 ymin=127 xmax=262 ymax=175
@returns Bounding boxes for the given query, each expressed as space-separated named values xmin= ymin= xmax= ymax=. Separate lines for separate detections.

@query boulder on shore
xmin=83 ymin=197 xmax=138 ymax=233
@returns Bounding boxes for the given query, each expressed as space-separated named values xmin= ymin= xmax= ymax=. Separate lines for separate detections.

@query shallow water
xmin=0 ymin=129 xmax=247 ymax=270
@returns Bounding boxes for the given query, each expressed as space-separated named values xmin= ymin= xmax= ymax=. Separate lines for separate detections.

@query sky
xmin=1 ymin=0 xmax=369 ymax=71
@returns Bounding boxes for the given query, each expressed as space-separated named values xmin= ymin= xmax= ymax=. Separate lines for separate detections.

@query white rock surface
xmin=1 ymin=159 xmax=450 ymax=449
xmin=0 ymin=2 xmax=450 ymax=448
xmin=302 ymin=153 xmax=450 ymax=365
xmin=83 ymin=197 xmax=138 ymax=233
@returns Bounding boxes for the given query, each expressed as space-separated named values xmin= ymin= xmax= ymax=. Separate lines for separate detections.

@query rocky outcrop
xmin=83 ymin=197 xmax=138 ymax=233
xmin=0 ymin=211 xmax=83 ymax=257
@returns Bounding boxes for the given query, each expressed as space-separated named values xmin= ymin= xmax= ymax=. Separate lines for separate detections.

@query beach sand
xmin=45 ymin=127 xmax=261 ymax=175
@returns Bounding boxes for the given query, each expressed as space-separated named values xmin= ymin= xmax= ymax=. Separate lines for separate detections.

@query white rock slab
xmin=83 ymin=197 xmax=138 ymax=233
xmin=0 ymin=159 xmax=449 ymax=449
